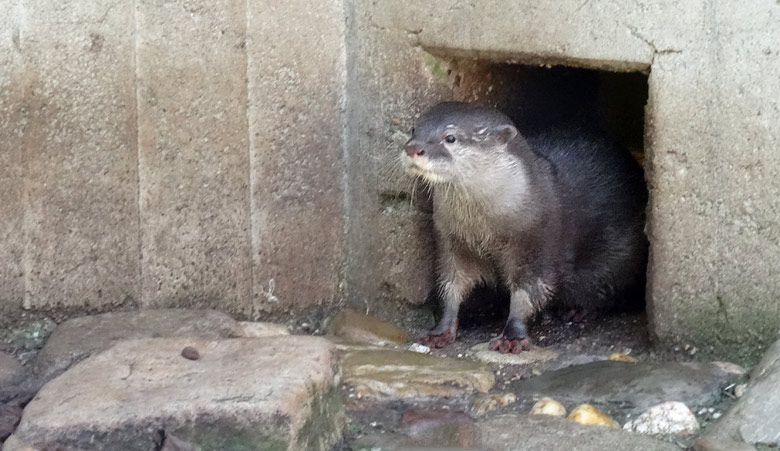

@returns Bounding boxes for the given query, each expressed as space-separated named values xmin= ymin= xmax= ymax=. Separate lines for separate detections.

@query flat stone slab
xmin=479 ymin=414 xmax=681 ymax=451
xmin=469 ymin=342 xmax=559 ymax=366
xmin=695 ymin=338 xmax=780 ymax=448
xmin=237 ymin=321 xmax=290 ymax=337
xmin=511 ymin=360 xmax=732 ymax=414
xmin=14 ymin=336 xmax=344 ymax=451
xmin=326 ymin=309 xmax=408 ymax=346
xmin=343 ymin=349 xmax=495 ymax=400
xmin=31 ymin=309 xmax=245 ymax=384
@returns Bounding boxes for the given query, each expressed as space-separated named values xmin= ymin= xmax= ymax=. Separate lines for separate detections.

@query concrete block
xmin=15 ymin=337 xmax=344 ymax=451
xmin=136 ymin=0 xmax=252 ymax=313
xmin=0 ymin=0 xmax=25 ymax=324
xmin=350 ymin=0 xmax=780 ymax=363
xmin=18 ymin=0 xmax=139 ymax=309
xmin=646 ymin=2 xmax=780 ymax=364
xmin=247 ymin=0 xmax=347 ymax=313
xmin=343 ymin=2 xmax=452 ymax=311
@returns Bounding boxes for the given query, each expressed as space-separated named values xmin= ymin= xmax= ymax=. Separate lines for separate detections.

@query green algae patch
xmin=296 ymin=388 xmax=346 ymax=451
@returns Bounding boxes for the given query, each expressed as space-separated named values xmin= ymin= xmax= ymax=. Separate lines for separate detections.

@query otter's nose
xmin=405 ymin=140 xmax=426 ymax=158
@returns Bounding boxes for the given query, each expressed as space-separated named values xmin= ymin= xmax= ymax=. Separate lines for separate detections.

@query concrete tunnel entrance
xmin=432 ymin=59 xmax=651 ymax=337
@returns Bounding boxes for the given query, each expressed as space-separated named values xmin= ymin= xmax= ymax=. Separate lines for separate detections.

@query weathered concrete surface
xmin=0 ymin=0 xmax=25 ymax=327
xmin=342 ymin=1 xmax=448 ymax=311
xmin=30 ymin=309 xmax=242 ymax=384
xmin=237 ymin=321 xmax=290 ymax=337
xmin=644 ymin=2 xmax=780 ymax=365
xmin=695 ymin=338 xmax=780 ymax=448
xmin=17 ymin=0 xmax=140 ymax=310
xmin=347 ymin=0 xmax=780 ymax=363
xmin=247 ymin=0 xmax=346 ymax=314
xmin=136 ymin=0 xmax=252 ymax=314
xmin=14 ymin=337 xmax=344 ymax=451
xmin=479 ymin=414 xmax=680 ymax=451
xmin=511 ymin=361 xmax=732 ymax=415
xmin=2 ymin=0 xmax=780 ymax=365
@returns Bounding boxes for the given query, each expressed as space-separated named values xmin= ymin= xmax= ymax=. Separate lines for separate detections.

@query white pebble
xmin=407 ymin=343 xmax=431 ymax=354
xmin=623 ymin=401 xmax=700 ymax=435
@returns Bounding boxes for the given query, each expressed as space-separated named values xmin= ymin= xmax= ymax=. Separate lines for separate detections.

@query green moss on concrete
xmin=296 ymin=388 xmax=345 ymax=451
xmin=660 ymin=300 xmax=779 ymax=367
xmin=424 ymin=54 xmax=449 ymax=83
xmin=174 ymin=423 xmax=288 ymax=451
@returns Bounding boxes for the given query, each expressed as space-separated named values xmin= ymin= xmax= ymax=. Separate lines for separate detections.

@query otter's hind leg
xmin=490 ymin=280 xmax=553 ymax=353
xmin=420 ymin=240 xmax=491 ymax=348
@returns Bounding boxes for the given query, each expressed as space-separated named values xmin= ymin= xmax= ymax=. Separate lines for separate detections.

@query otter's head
xmin=401 ymin=102 xmax=519 ymax=185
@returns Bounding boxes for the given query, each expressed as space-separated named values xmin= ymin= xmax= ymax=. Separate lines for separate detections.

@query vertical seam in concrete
xmin=245 ymin=0 xmax=256 ymax=317
xmin=17 ymin=0 xmax=30 ymax=310
xmin=338 ymin=0 xmax=352 ymax=301
xmin=132 ymin=0 xmax=143 ymax=307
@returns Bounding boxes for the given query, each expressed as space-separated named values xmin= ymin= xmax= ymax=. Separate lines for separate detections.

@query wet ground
xmin=330 ymin=296 xmax=739 ymax=451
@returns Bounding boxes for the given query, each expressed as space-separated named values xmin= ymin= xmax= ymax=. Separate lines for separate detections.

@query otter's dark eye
xmin=445 ymin=135 xmax=456 ymax=144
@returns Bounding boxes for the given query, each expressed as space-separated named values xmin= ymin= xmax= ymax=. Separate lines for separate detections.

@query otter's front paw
xmin=419 ymin=329 xmax=457 ymax=348
xmin=489 ymin=337 xmax=531 ymax=354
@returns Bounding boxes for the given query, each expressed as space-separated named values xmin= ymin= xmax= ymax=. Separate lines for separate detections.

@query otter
xmin=401 ymin=102 xmax=648 ymax=353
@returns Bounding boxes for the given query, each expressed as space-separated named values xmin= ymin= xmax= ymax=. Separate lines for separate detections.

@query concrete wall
xmin=344 ymin=0 xmax=780 ymax=363
xmin=2 ymin=0 xmax=779 ymax=362
xmin=0 ymin=0 xmax=346 ymax=325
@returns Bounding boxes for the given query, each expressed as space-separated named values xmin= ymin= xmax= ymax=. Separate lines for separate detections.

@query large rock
xmin=14 ymin=336 xmax=344 ymax=451
xmin=695 ymin=338 xmax=780 ymax=449
xmin=623 ymin=401 xmax=700 ymax=436
xmin=0 ymin=351 xmax=33 ymax=410
xmin=479 ymin=414 xmax=681 ymax=451
xmin=343 ymin=348 xmax=494 ymax=400
xmin=0 ymin=352 xmax=23 ymax=388
xmin=511 ymin=360 xmax=732 ymax=414
xmin=31 ymin=309 xmax=243 ymax=384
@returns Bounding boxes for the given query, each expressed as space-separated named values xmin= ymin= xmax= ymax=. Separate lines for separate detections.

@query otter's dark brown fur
xmin=401 ymin=102 xmax=647 ymax=353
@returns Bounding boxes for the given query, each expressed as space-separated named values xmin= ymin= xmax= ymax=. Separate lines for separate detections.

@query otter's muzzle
xmin=405 ymin=140 xmax=426 ymax=158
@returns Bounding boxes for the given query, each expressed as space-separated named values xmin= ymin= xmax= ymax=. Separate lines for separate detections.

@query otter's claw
xmin=489 ymin=337 xmax=531 ymax=354
xmin=419 ymin=329 xmax=457 ymax=349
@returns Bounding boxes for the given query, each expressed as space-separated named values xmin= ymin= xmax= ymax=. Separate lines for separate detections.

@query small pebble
xmin=607 ymin=352 xmax=637 ymax=363
xmin=180 ymin=346 xmax=200 ymax=361
xmin=531 ymin=368 xmax=542 ymax=376
xmin=529 ymin=398 xmax=566 ymax=417
xmin=734 ymin=383 xmax=747 ymax=398
xmin=472 ymin=392 xmax=517 ymax=416
xmin=568 ymin=404 xmax=619 ymax=428
xmin=712 ymin=412 xmax=721 ymax=419
xmin=408 ymin=343 xmax=431 ymax=354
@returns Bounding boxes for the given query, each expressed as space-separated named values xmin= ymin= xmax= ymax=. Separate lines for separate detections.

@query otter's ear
xmin=491 ymin=124 xmax=518 ymax=144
